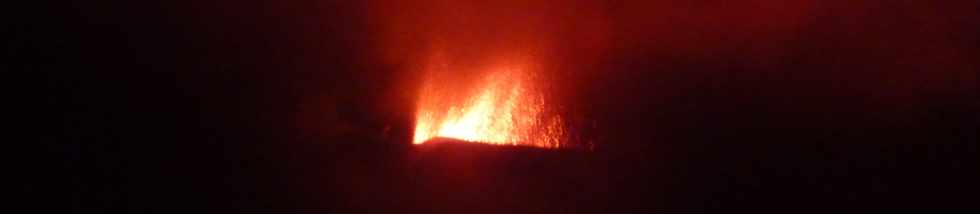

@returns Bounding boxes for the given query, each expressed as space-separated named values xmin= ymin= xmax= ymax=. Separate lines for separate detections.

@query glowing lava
xmin=413 ymin=59 xmax=565 ymax=148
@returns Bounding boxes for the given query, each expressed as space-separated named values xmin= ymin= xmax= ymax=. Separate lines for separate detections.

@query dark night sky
xmin=21 ymin=0 xmax=979 ymax=213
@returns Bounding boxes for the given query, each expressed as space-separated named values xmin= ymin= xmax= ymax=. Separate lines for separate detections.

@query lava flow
xmin=413 ymin=58 xmax=565 ymax=148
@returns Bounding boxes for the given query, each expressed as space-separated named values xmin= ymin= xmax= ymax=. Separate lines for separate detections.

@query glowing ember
xmin=413 ymin=58 xmax=565 ymax=148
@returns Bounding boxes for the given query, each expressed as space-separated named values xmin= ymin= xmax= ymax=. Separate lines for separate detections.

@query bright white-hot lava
xmin=413 ymin=59 xmax=565 ymax=148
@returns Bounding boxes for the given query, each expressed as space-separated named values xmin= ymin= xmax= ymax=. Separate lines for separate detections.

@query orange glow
xmin=413 ymin=56 xmax=565 ymax=148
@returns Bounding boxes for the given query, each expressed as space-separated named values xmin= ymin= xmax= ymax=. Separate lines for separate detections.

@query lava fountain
xmin=413 ymin=56 xmax=565 ymax=148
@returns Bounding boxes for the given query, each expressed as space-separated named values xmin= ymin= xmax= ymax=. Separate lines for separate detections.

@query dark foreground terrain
xmin=287 ymin=137 xmax=976 ymax=213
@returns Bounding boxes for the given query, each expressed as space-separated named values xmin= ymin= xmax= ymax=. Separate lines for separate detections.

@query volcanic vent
xmin=413 ymin=55 xmax=566 ymax=148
